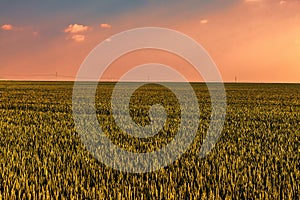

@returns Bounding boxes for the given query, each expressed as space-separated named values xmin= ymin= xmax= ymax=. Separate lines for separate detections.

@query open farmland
xmin=0 ymin=81 xmax=299 ymax=199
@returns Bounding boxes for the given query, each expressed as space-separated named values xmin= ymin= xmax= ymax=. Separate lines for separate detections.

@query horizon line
xmin=0 ymin=79 xmax=300 ymax=84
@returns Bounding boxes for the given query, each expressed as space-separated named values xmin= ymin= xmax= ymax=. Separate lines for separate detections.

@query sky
xmin=0 ymin=0 xmax=299 ymax=82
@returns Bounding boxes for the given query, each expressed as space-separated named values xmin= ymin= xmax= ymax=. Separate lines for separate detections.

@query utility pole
xmin=56 ymin=72 xmax=58 ymax=81
xmin=235 ymin=76 xmax=237 ymax=83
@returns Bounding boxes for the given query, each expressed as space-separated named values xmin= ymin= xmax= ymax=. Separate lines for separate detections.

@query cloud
xmin=72 ymin=34 xmax=85 ymax=42
xmin=1 ymin=24 xmax=13 ymax=31
xmin=200 ymin=19 xmax=208 ymax=24
xmin=32 ymin=31 xmax=39 ymax=36
xmin=100 ymin=23 xmax=112 ymax=28
xmin=64 ymin=24 xmax=90 ymax=42
xmin=279 ymin=0 xmax=286 ymax=5
xmin=244 ymin=0 xmax=261 ymax=2
xmin=64 ymin=24 xmax=90 ymax=33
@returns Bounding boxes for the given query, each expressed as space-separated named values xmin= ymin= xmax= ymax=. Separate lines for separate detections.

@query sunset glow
xmin=0 ymin=0 xmax=299 ymax=82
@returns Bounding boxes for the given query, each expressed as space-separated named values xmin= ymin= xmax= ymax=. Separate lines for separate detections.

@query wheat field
xmin=0 ymin=81 xmax=299 ymax=199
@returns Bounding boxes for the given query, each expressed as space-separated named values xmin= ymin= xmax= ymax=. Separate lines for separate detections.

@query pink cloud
xmin=1 ymin=24 xmax=13 ymax=31
xmin=244 ymin=0 xmax=261 ymax=2
xmin=64 ymin=24 xmax=90 ymax=33
xmin=100 ymin=23 xmax=112 ymax=28
xmin=32 ymin=31 xmax=39 ymax=36
xmin=200 ymin=19 xmax=208 ymax=24
xmin=280 ymin=0 xmax=287 ymax=5
xmin=71 ymin=34 xmax=85 ymax=42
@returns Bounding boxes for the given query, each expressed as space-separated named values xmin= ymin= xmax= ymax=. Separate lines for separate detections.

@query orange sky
xmin=0 ymin=0 xmax=299 ymax=82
